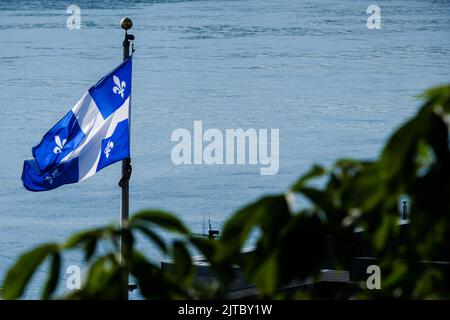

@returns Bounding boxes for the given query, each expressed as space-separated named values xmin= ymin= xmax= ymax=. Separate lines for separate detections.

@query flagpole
xmin=119 ymin=17 xmax=134 ymax=300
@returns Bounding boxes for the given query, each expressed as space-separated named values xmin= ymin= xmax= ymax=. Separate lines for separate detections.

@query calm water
xmin=0 ymin=0 xmax=450 ymax=298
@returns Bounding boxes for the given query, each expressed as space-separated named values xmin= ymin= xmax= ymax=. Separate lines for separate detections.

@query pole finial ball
xmin=120 ymin=18 xmax=133 ymax=30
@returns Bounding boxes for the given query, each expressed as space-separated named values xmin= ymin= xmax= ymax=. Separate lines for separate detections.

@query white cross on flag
xmin=22 ymin=57 xmax=132 ymax=191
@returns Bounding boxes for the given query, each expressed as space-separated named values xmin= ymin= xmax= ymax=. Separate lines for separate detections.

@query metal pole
xmin=119 ymin=17 xmax=134 ymax=300
xmin=401 ymin=200 xmax=408 ymax=220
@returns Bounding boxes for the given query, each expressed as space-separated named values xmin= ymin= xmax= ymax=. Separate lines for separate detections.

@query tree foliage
xmin=2 ymin=85 xmax=450 ymax=299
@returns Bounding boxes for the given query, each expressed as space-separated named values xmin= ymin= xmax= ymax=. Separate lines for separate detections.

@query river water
xmin=0 ymin=0 xmax=449 ymax=298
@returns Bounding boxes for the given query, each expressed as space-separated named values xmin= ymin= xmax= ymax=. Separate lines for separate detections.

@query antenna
xmin=202 ymin=215 xmax=205 ymax=235
xmin=191 ymin=217 xmax=220 ymax=239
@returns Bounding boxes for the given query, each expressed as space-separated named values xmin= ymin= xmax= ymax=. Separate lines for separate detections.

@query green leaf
xmin=133 ymin=224 xmax=167 ymax=253
xmin=76 ymin=255 xmax=124 ymax=300
xmin=190 ymin=237 xmax=234 ymax=287
xmin=64 ymin=227 xmax=112 ymax=250
xmin=131 ymin=210 xmax=189 ymax=234
xmin=420 ymin=85 xmax=450 ymax=105
xmin=84 ymin=238 xmax=98 ymax=261
xmin=189 ymin=237 xmax=216 ymax=261
xmin=373 ymin=214 xmax=398 ymax=251
xmin=298 ymin=187 xmax=328 ymax=210
xmin=290 ymin=165 xmax=325 ymax=192
xmin=41 ymin=252 xmax=61 ymax=300
xmin=2 ymin=243 xmax=57 ymax=300
xmin=172 ymin=241 xmax=193 ymax=280
xmin=249 ymin=254 xmax=278 ymax=294
xmin=217 ymin=195 xmax=291 ymax=262
xmin=129 ymin=250 xmax=188 ymax=299
xmin=242 ymin=210 xmax=326 ymax=293
xmin=379 ymin=108 xmax=429 ymax=184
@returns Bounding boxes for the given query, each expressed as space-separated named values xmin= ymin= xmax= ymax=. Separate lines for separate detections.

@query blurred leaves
xmin=131 ymin=210 xmax=189 ymax=235
xmin=2 ymin=243 xmax=59 ymax=300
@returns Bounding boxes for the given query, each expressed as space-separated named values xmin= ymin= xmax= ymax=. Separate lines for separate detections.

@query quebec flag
xmin=22 ymin=57 xmax=132 ymax=191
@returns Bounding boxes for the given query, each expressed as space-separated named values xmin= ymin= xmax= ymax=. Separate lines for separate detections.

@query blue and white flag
xmin=22 ymin=57 xmax=132 ymax=191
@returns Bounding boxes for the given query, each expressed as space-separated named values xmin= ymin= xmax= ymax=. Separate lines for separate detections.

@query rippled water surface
xmin=0 ymin=0 xmax=450 ymax=298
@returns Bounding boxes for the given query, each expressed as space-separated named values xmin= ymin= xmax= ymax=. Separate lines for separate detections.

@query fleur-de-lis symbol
xmin=53 ymin=135 xmax=67 ymax=154
xmin=45 ymin=168 xmax=60 ymax=185
xmin=104 ymin=140 xmax=114 ymax=159
xmin=112 ymin=75 xmax=126 ymax=98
